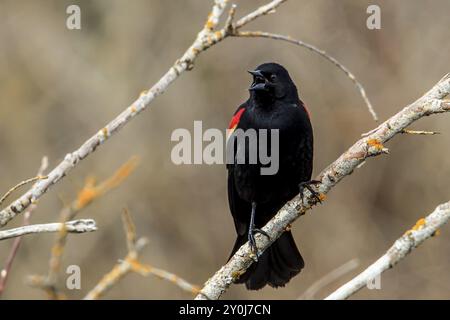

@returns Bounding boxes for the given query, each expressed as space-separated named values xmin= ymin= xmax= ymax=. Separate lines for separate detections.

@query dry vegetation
xmin=0 ymin=0 xmax=449 ymax=299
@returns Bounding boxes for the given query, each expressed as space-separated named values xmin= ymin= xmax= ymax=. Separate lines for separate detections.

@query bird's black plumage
xmin=227 ymin=62 xmax=314 ymax=290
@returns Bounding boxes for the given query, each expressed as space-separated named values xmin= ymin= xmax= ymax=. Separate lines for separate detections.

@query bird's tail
xmin=229 ymin=231 xmax=304 ymax=290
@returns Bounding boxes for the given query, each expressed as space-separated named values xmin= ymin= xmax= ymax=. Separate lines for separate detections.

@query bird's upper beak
xmin=248 ymin=70 xmax=269 ymax=92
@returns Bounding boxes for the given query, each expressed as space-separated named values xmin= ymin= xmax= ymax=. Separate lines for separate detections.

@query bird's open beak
xmin=248 ymin=70 xmax=268 ymax=91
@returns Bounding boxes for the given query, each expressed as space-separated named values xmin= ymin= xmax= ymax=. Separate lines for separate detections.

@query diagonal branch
xmin=0 ymin=219 xmax=97 ymax=241
xmin=195 ymin=74 xmax=450 ymax=300
xmin=0 ymin=0 xmax=288 ymax=228
xmin=325 ymin=200 xmax=450 ymax=300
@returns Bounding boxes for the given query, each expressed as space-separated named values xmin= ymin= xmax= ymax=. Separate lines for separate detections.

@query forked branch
xmin=84 ymin=210 xmax=199 ymax=299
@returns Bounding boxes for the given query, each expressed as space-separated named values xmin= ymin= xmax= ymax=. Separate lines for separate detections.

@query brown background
xmin=0 ymin=0 xmax=449 ymax=299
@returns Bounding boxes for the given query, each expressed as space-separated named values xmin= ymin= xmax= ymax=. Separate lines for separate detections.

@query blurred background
xmin=0 ymin=0 xmax=449 ymax=300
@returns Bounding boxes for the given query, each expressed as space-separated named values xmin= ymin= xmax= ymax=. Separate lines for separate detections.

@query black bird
xmin=226 ymin=62 xmax=320 ymax=290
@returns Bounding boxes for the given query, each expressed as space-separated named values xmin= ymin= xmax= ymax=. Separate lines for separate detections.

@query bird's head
xmin=248 ymin=62 xmax=299 ymax=105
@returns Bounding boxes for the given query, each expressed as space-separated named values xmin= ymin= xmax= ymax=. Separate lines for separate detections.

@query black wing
xmin=226 ymin=102 xmax=250 ymax=236
xmin=227 ymin=168 xmax=250 ymax=236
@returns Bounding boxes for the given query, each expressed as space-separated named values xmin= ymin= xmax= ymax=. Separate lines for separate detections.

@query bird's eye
xmin=270 ymin=74 xmax=277 ymax=82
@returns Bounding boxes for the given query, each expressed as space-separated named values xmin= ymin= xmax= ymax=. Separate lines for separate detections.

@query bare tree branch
xmin=325 ymin=201 xmax=450 ymax=300
xmin=28 ymin=156 xmax=139 ymax=299
xmin=195 ymin=74 xmax=450 ymax=300
xmin=0 ymin=0 xmax=291 ymax=228
xmin=0 ymin=157 xmax=48 ymax=296
xmin=84 ymin=209 xmax=198 ymax=299
xmin=233 ymin=31 xmax=377 ymax=121
xmin=0 ymin=219 xmax=97 ymax=241
xmin=1 ymin=0 xmax=442 ymax=300
xmin=0 ymin=0 xmax=374 ymax=233
xmin=131 ymin=262 xmax=201 ymax=296
xmin=83 ymin=209 xmax=147 ymax=300
xmin=298 ymin=258 xmax=359 ymax=300
xmin=83 ymin=237 xmax=147 ymax=300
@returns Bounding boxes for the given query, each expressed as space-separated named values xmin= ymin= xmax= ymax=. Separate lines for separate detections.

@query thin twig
xmin=83 ymin=210 xmax=198 ymax=299
xmin=195 ymin=74 xmax=450 ymax=300
xmin=0 ymin=219 xmax=97 ymax=241
xmin=224 ymin=4 xmax=237 ymax=34
xmin=83 ymin=238 xmax=147 ymax=300
xmin=131 ymin=262 xmax=200 ymax=295
xmin=28 ymin=156 xmax=139 ymax=298
xmin=401 ymin=129 xmax=440 ymax=135
xmin=0 ymin=0 xmax=288 ymax=228
xmin=0 ymin=210 xmax=34 ymax=295
xmin=298 ymin=259 xmax=359 ymax=300
xmin=233 ymin=31 xmax=378 ymax=121
xmin=0 ymin=175 xmax=47 ymax=206
xmin=83 ymin=209 xmax=146 ymax=300
xmin=325 ymin=201 xmax=450 ymax=300
xmin=0 ymin=156 xmax=48 ymax=296
xmin=234 ymin=0 xmax=286 ymax=29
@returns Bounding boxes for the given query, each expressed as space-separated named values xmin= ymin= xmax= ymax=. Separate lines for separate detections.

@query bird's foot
xmin=299 ymin=180 xmax=322 ymax=204
xmin=248 ymin=227 xmax=270 ymax=261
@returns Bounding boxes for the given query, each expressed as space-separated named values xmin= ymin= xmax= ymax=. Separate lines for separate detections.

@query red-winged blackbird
xmin=227 ymin=62 xmax=319 ymax=290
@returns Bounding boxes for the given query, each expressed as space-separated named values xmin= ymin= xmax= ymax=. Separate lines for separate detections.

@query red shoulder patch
xmin=302 ymin=102 xmax=311 ymax=119
xmin=228 ymin=108 xmax=246 ymax=130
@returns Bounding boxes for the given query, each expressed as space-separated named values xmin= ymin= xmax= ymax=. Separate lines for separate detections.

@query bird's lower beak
xmin=249 ymin=82 xmax=267 ymax=91
xmin=248 ymin=70 xmax=269 ymax=92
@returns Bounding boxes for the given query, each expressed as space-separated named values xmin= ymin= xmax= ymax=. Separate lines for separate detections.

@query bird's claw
xmin=253 ymin=228 xmax=270 ymax=239
xmin=248 ymin=227 xmax=270 ymax=261
xmin=248 ymin=232 xmax=258 ymax=261
xmin=299 ymin=180 xmax=322 ymax=204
